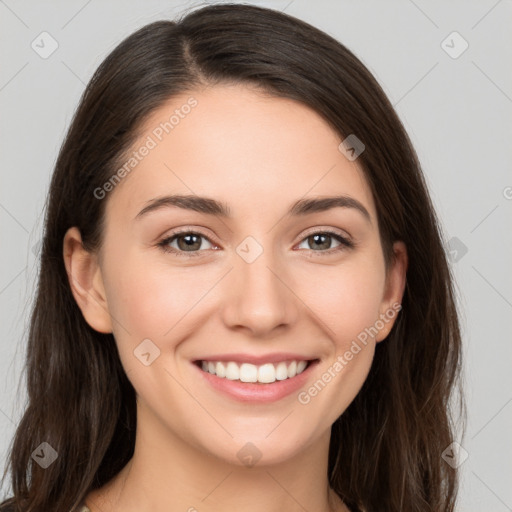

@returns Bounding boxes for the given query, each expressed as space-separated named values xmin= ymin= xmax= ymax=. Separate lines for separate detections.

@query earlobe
xmin=375 ymin=241 xmax=408 ymax=342
xmin=63 ymin=227 xmax=113 ymax=333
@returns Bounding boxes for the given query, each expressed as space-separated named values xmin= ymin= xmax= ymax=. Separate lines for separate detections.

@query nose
xmin=221 ymin=249 xmax=299 ymax=338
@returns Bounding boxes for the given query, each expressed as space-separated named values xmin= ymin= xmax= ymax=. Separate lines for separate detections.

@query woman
xmin=0 ymin=3 xmax=464 ymax=511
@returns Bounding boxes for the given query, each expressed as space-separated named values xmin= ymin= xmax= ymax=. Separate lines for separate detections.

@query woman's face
xmin=69 ymin=84 xmax=406 ymax=466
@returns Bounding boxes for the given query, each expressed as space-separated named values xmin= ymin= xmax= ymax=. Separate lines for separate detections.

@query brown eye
xmin=296 ymin=231 xmax=353 ymax=254
xmin=158 ymin=231 xmax=215 ymax=257
xmin=174 ymin=233 xmax=204 ymax=251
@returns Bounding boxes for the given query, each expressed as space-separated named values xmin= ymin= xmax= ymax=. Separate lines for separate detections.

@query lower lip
xmin=193 ymin=360 xmax=319 ymax=402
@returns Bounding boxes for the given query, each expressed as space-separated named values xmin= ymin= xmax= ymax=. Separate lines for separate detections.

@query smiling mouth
xmin=194 ymin=359 xmax=318 ymax=384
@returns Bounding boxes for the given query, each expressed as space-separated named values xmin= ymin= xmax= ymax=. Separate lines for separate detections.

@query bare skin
xmin=64 ymin=83 xmax=407 ymax=512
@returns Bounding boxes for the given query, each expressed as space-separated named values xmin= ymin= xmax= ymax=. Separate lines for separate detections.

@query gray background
xmin=1 ymin=1 xmax=511 ymax=510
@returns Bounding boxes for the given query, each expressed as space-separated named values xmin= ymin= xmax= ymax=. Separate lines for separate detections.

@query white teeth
xmin=287 ymin=361 xmax=297 ymax=378
xmin=225 ymin=362 xmax=240 ymax=380
xmin=258 ymin=363 xmax=276 ymax=383
xmin=239 ymin=363 xmax=258 ymax=383
xmin=275 ymin=362 xmax=288 ymax=380
xmin=215 ymin=361 xmax=226 ymax=378
xmin=199 ymin=359 xmax=310 ymax=383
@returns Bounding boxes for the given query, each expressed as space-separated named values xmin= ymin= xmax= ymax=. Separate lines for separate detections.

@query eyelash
xmin=157 ymin=228 xmax=355 ymax=258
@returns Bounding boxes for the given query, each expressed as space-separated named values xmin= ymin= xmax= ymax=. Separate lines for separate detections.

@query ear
xmin=63 ymin=227 xmax=113 ymax=333
xmin=375 ymin=240 xmax=408 ymax=342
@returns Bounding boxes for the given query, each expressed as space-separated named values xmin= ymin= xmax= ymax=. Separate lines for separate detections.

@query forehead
xmin=105 ymin=84 xmax=376 ymax=223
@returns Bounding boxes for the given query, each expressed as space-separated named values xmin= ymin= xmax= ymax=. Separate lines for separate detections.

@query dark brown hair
xmin=1 ymin=4 xmax=464 ymax=511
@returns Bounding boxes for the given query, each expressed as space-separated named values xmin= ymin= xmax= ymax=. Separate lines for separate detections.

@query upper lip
xmin=194 ymin=352 xmax=318 ymax=365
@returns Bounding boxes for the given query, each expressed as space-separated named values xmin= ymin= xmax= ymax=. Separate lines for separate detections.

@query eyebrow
xmin=135 ymin=194 xmax=371 ymax=223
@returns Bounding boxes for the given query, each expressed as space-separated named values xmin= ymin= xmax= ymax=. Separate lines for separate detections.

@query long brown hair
xmin=1 ymin=4 xmax=464 ymax=511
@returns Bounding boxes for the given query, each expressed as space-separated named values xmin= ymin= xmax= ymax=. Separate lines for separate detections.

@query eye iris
xmin=309 ymin=233 xmax=331 ymax=250
xmin=177 ymin=234 xmax=202 ymax=251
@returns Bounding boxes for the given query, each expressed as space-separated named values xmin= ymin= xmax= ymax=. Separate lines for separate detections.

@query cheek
xmin=293 ymin=259 xmax=385 ymax=423
xmin=103 ymin=250 xmax=220 ymax=346
xmin=294 ymin=254 xmax=386 ymax=345
xmin=102 ymin=253 xmax=222 ymax=396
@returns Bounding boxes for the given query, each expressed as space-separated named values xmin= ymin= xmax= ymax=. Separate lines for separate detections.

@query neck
xmin=85 ymin=403 xmax=348 ymax=512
